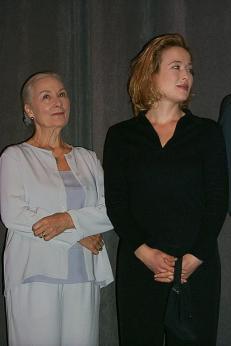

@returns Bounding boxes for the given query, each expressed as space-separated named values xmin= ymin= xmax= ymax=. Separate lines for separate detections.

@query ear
xmin=24 ymin=104 xmax=34 ymax=117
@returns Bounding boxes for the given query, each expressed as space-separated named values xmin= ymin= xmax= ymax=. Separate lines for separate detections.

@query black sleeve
xmin=103 ymin=126 xmax=147 ymax=251
xmin=190 ymin=124 xmax=228 ymax=261
xmin=218 ymin=95 xmax=231 ymax=213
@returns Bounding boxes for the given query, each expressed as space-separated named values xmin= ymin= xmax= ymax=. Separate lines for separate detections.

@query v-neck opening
xmin=140 ymin=110 xmax=190 ymax=149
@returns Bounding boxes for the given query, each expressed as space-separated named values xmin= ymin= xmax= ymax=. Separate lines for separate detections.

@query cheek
xmin=189 ymin=77 xmax=193 ymax=90
xmin=152 ymin=76 xmax=163 ymax=92
xmin=34 ymin=105 xmax=50 ymax=118
xmin=39 ymin=105 xmax=50 ymax=114
xmin=65 ymin=100 xmax=70 ymax=113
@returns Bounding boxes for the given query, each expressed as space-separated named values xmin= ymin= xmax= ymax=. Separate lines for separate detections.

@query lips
xmin=177 ymin=84 xmax=189 ymax=91
xmin=51 ymin=112 xmax=65 ymax=116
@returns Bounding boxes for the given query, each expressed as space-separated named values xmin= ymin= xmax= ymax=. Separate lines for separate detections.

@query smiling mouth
xmin=51 ymin=112 xmax=65 ymax=116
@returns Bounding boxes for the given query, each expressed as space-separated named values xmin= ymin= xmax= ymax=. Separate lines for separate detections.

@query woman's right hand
xmin=78 ymin=234 xmax=104 ymax=255
xmin=134 ymin=244 xmax=176 ymax=282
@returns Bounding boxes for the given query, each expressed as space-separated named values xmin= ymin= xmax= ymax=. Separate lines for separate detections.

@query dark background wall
xmin=0 ymin=1 xmax=231 ymax=345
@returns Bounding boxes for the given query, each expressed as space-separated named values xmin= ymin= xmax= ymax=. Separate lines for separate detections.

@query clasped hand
xmin=134 ymin=244 xmax=202 ymax=283
xmin=32 ymin=212 xmax=104 ymax=254
xmin=32 ymin=212 xmax=74 ymax=240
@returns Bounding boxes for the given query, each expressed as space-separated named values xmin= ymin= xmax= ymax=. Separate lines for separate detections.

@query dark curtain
xmin=0 ymin=1 xmax=231 ymax=345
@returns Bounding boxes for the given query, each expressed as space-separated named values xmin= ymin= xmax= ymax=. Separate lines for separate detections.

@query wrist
xmin=134 ymin=244 xmax=152 ymax=262
xmin=63 ymin=212 xmax=75 ymax=229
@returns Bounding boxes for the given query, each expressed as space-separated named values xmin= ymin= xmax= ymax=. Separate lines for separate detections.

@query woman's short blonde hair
xmin=128 ymin=33 xmax=192 ymax=115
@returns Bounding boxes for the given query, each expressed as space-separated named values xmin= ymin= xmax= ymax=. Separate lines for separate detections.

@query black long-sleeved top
xmin=103 ymin=109 xmax=228 ymax=261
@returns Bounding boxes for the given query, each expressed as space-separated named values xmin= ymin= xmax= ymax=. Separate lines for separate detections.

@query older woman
xmin=103 ymin=33 xmax=228 ymax=346
xmin=0 ymin=71 xmax=113 ymax=346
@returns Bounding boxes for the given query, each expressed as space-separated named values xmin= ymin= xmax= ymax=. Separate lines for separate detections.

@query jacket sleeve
xmin=0 ymin=149 xmax=50 ymax=235
xmin=190 ymin=124 xmax=229 ymax=261
xmin=67 ymin=154 xmax=113 ymax=239
xmin=103 ymin=126 xmax=147 ymax=252
xmin=219 ymin=95 xmax=231 ymax=213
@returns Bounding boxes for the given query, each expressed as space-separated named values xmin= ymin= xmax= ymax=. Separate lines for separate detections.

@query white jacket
xmin=0 ymin=143 xmax=113 ymax=292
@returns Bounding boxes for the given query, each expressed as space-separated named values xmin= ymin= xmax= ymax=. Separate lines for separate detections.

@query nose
xmin=54 ymin=96 xmax=63 ymax=107
xmin=180 ymin=72 xmax=191 ymax=85
xmin=181 ymin=69 xmax=189 ymax=80
xmin=183 ymin=66 xmax=193 ymax=79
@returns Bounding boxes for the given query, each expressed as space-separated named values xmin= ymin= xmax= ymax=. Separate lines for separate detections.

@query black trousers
xmin=116 ymin=244 xmax=220 ymax=346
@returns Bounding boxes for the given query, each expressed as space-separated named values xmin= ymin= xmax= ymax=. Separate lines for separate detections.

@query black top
xmin=103 ymin=109 xmax=228 ymax=261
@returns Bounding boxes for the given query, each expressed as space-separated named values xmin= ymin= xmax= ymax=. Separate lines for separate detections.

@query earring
xmin=30 ymin=117 xmax=34 ymax=120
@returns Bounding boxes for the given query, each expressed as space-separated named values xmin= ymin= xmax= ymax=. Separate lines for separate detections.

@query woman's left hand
xmin=32 ymin=212 xmax=74 ymax=240
xmin=181 ymin=253 xmax=203 ymax=281
xmin=79 ymin=234 xmax=104 ymax=255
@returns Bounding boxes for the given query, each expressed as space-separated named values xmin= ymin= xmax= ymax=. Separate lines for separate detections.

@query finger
xmin=182 ymin=272 xmax=190 ymax=279
xmin=32 ymin=218 xmax=47 ymax=230
xmin=163 ymin=258 xmax=176 ymax=267
xmin=181 ymin=271 xmax=188 ymax=277
xmin=92 ymin=247 xmax=99 ymax=255
xmin=92 ymin=245 xmax=102 ymax=252
xmin=42 ymin=229 xmax=57 ymax=241
xmin=164 ymin=257 xmax=177 ymax=263
xmin=97 ymin=239 xmax=104 ymax=248
xmin=163 ymin=255 xmax=177 ymax=262
xmin=33 ymin=227 xmax=45 ymax=237
xmin=97 ymin=240 xmax=104 ymax=249
xmin=159 ymin=264 xmax=175 ymax=273
xmin=155 ymin=275 xmax=174 ymax=281
xmin=155 ymin=271 xmax=172 ymax=277
xmin=95 ymin=242 xmax=103 ymax=251
xmin=32 ymin=222 xmax=40 ymax=230
xmin=164 ymin=261 xmax=176 ymax=268
xmin=154 ymin=276 xmax=173 ymax=283
xmin=42 ymin=232 xmax=50 ymax=241
xmin=90 ymin=242 xmax=102 ymax=252
xmin=155 ymin=272 xmax=174 ymax=280
xmin=33 ymin=224 xmax=48 ymax=236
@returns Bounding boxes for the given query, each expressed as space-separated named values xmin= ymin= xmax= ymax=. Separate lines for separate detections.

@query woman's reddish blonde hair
xmin=128 ymin=33 xmax=192 ymax=115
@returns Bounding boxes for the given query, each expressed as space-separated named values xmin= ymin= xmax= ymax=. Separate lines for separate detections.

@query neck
xmin=146 ymin=102 xmax=184 ymax=125
xmin=29 ymin=128 xmax=65 ymax=150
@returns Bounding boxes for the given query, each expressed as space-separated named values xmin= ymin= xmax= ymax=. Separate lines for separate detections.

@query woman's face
xmin=25 ymin=76 xmax=70 ymax=130
xmin=152 ymin=46 xmax=193 ymax=105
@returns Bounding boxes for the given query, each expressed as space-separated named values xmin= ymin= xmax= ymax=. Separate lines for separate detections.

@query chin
xmin=176 ymin=96 xmax=189 ymax=103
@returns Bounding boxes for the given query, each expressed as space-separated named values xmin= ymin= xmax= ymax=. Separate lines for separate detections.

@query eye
xmin=59 ymin=91 xmax=67 ymax=97
xmin=172 ymin=65 xmax=180 ymax=70
xmin=42 ymin=94 xmax=50 ymax=100
xmin=188 ymin=68 xmax=194 ymax=76
xmin=184 ymin=66 xmax=194 ymax=75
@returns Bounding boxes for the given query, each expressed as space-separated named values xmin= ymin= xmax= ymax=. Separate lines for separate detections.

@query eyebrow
xmin=168 ymin=60 xmax=192 ymax=66
xmin=39 ymin=88 xmax=66 ymax=95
